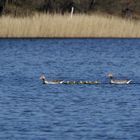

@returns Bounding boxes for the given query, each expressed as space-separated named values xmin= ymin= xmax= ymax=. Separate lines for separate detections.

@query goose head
xmin=107 ymin=73 xmax=113 ymax=79
xmin=40 ymin=74 xmax=46 ymax=84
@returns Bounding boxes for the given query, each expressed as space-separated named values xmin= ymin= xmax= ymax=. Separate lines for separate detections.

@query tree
xmin=89 ymin=0 xmax=96 ymax=10
xmin=60 ymin=0 xmax=81 ymax=14
xmin=0 ymin=0 xmax=6 ymax=15
xmin=43 ymin=0 xmax=55 ymax=13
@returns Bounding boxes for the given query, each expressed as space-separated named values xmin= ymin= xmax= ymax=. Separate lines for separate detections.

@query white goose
xmin=40 ymin=74 xmax=64 ymax=84
xmin=108 ymin=73 xmax=132 ymax=84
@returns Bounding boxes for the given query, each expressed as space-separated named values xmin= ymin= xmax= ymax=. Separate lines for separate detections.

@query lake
xmin=0 ymin=39 xmax=140 ymax=140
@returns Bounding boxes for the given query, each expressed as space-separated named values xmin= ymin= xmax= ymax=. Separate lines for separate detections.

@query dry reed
xmin=0 ymin=13 xmax=140 ymax=37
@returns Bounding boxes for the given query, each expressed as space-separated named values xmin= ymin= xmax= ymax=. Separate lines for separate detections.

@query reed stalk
xmin=0 ymin=13 xmax=140 ymax=37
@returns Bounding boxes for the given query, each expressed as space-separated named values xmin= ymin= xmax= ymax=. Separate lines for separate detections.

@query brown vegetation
xmin=0 ymin=0 xmax=140 ymax=38
xmin=0 ymin=13 xmax=140 ymax=37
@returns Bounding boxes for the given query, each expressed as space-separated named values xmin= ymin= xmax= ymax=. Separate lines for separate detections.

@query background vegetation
xmin=0 ymin=0 xmax=140 ymax=37
xmin=0 ymin=13 xmax=140 ymax=37
xmin=0 ymin=0 xmax=140 ymax=19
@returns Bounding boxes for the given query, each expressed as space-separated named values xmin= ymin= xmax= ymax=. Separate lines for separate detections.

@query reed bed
xmin=0 ymin=13 xmax=140 ymax=37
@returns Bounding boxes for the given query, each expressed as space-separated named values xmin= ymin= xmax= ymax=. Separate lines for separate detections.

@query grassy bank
xmin=0 ymin=13 xmax=140 ymax=37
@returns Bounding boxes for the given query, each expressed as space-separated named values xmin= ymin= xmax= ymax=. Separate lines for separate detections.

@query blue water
xmin=0 ymin=39 xmax=140 ymax=140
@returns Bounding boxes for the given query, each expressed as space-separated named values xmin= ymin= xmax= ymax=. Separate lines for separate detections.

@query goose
xmin=107 ymin=73 xmax=132 ymax=84
xmin=40 ymin=74 xmax=64 ymax=84
xmin=79 ymin=81 xmax=83 ymax=84
xmin=40 ymin=74 xmax=100 ymax=85
xmin=78 ymin=80 xmax=100 ymax=84
xmin=91 ymin=81 xmax=100 ymax=84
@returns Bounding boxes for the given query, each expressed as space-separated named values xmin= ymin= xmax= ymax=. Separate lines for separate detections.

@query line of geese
xmin=40 ymin=73 xmax=132 ymax=85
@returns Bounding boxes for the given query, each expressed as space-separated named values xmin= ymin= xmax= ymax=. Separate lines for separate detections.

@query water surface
xmin=0 ymin=39 xmax=140 ymax=140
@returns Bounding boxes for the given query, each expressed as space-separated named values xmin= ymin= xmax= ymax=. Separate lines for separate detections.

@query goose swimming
xmin=40 ymin=74 xmax=100 ymax=85
xmin=108 ymin=73 xmax=132 ymax=84
xmin=40 ymin=74 xmax=64 ymax=84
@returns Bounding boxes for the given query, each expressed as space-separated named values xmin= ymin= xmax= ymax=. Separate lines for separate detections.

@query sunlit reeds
xmin=0 ymin=13 xmax=140 ymax=37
